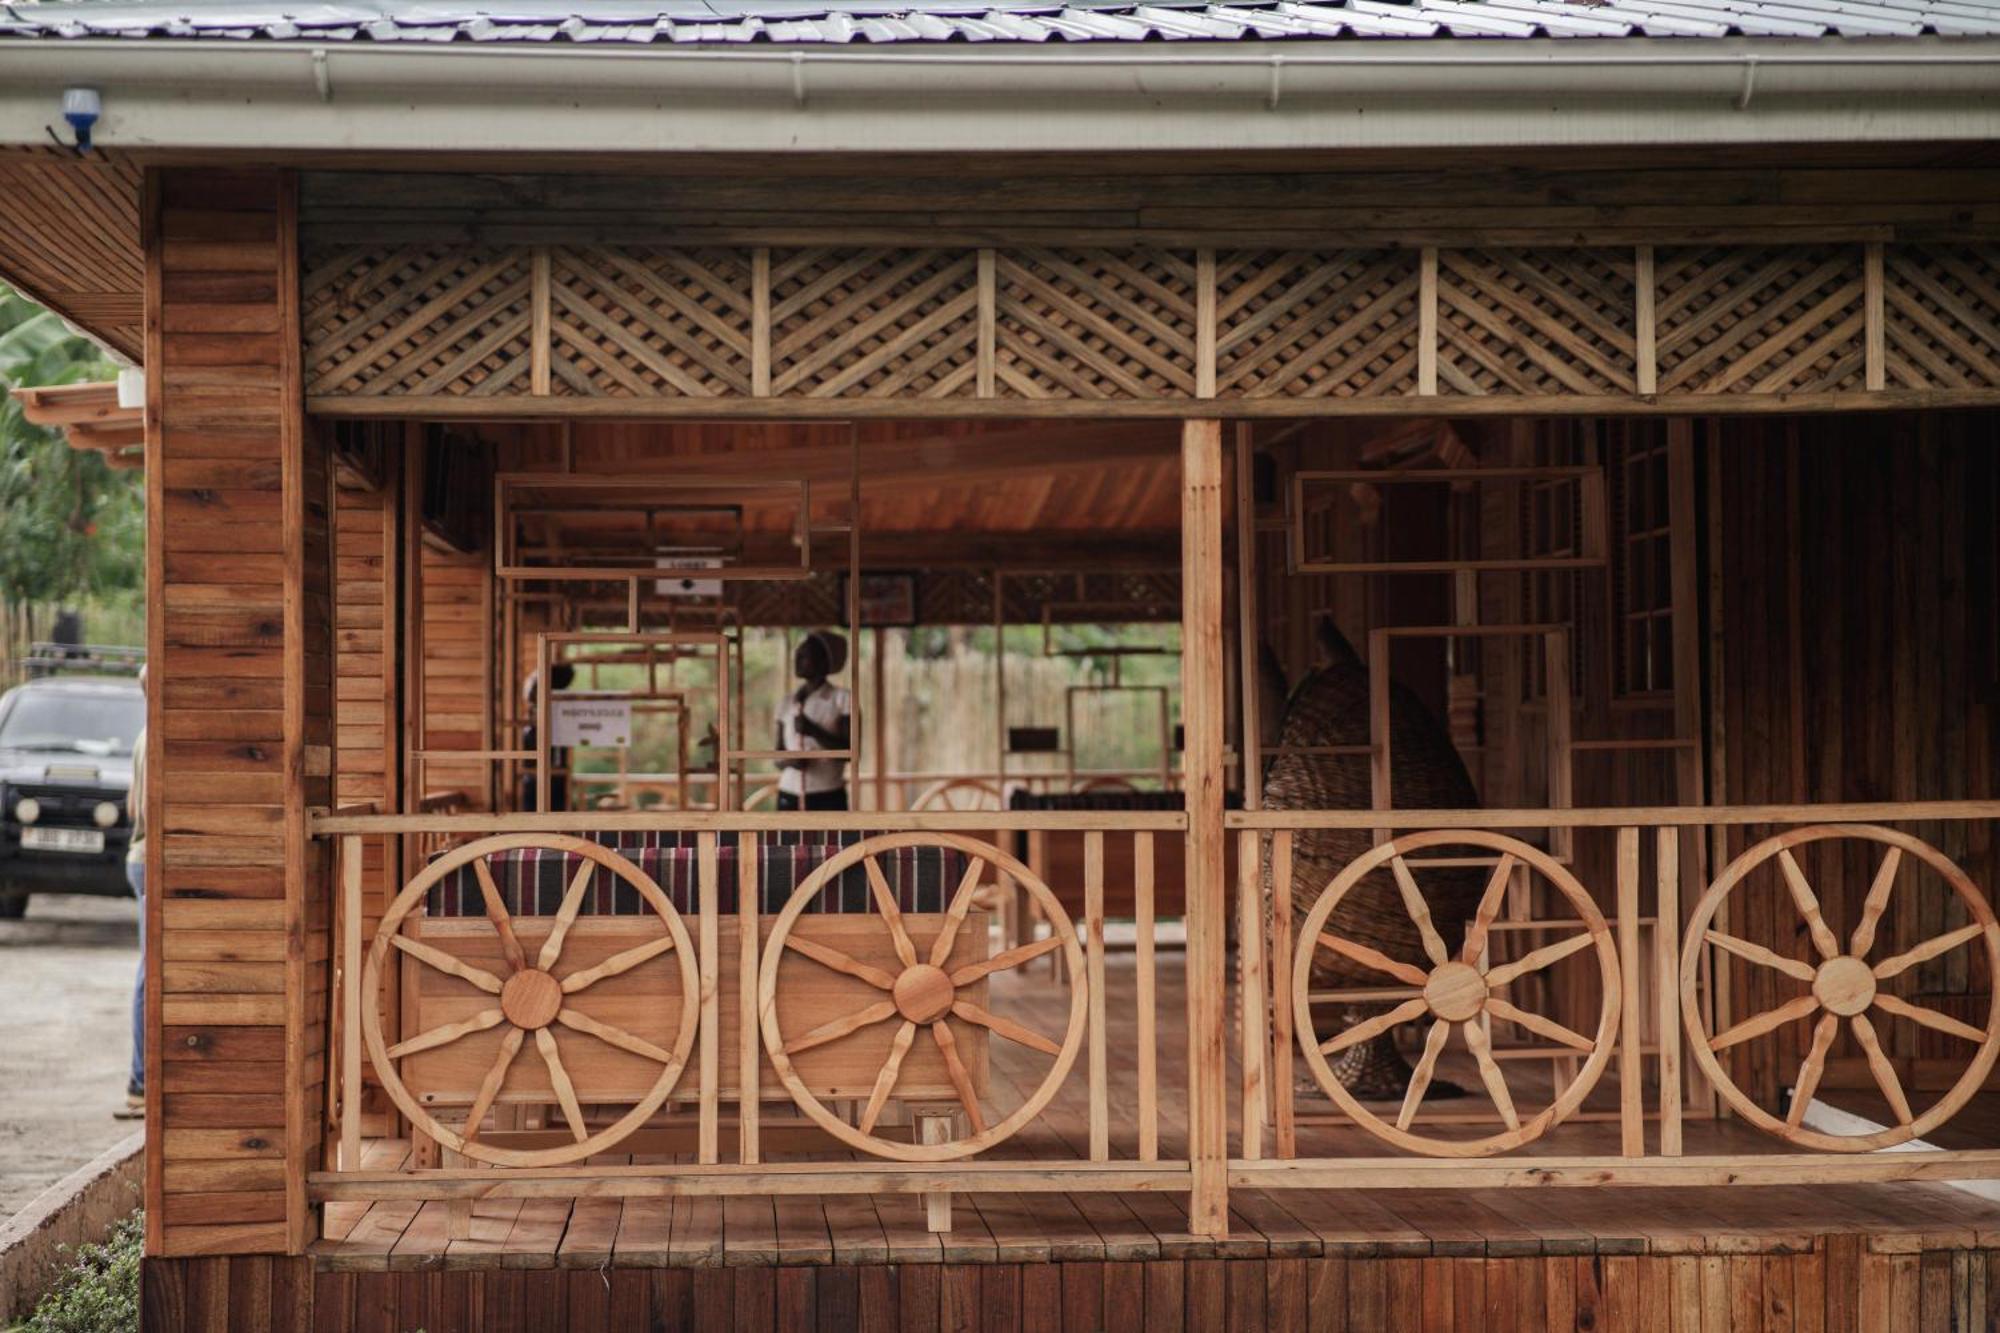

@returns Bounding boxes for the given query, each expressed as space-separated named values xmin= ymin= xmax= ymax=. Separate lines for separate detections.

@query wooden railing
xmin=310 ymin=808 xmax=1189 ymax=1224
xmin=1229 ymin=800 xmax=2000 ymax=1189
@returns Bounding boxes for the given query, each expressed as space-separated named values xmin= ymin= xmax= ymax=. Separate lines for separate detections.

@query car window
xmin=0 ymin=691 xmax=144 ymax=756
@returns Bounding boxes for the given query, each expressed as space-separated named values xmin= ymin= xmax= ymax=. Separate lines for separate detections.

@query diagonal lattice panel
xmin=994 ymin=249 xmax=1199 ymax=399
xmin=303 ymin=246 xmax=534 ymax=397
xmin=1654 ymin=245 xmax=1866 ymax=395
xmin=1882 ymin=244 xmax=2000 ymax=390
xmin=769 ymin=248 xmax=979 ymax=398
xmin=549 ymin=247 xmax=755 ymax=398
xmin=1436 ymin=248 xmax=1638 ymax=396
xmin=1214 ymin=250 xmax=1421 ymax=398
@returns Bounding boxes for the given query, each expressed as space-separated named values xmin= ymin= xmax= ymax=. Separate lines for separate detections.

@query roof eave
xmin=1 ymin=35 xmax=1998 ymax=155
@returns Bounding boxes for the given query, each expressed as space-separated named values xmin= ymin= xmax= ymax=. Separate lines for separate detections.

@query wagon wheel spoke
xmin=1485 ymin=997 xmax=1594 ymax=1053
xmin=927 ymin=858 xmax=989 ymax=968
xmin=1704 ymin=930 xmax=1817 ymax=983
xmin=472 ymin=857 xmax=528 ymax=974
xmin=1396 ymin=1019 xmax=1452 ymax=1132
xmin=783 ymin=998 xmax=900 ymax=1056
xmin=1318 ymin=997 xmax=1429 ymax=1056
xmin=537 ymin=859 xmax=600 ymax=971
xmin=1849 ymin=847 xmax=1904 ymax=958
xmin=1315 ymin=932 xmax=1430 ymax=989
xmin=1776 ymin=848 xmax=1843 ymax=961
xmin=534 ymin=1028 xmax=590 ymax=1144
xmin=1873 ymin=992 xmax=1988 ymax=1043
xmin=1850 ymin=1013 xmax=1914 ymax=1126
xmin=556 ymin=1007 xmax=680 ymax=1067
xmin=560 ymin=933 xmax=678 ymax=994
xmin=386 ymin=1007 xmax=503 ymax=1060
xmin=1459 ymin=854 xmax=1517 ymax=965
xmin=1389 ymin=856 xmax=1451 ymax=968
xmin=460 ymin=1026 xmax=526 ymax=1146
xmin=390 ymin=934 xmax=505 ymax=995
xmin=784 ymin=935 xmax=898 ymax=991
xmin=1873 ymin=922 xmax=1984 ymax=981
xmin=1482 ymin=931 xmax=1596 ymax=990
xmin=1709 ymin=993 xmax=1820 ymax=1052
xmin=931 ymin=1020 xmax=987 ymax=1136
xmin=950 ymin=935 xmax=1062 ymax=987
xmin=865 ymin=856 xmax=921 ymax=970
xmin=858 ymin=1020 xmax=918 ymax=1137
xmin=951 ymin=999 xmax=1062 ymax=1056
xmin=1787 ymin=1013 xmax=1840 ymax=1129
xmin=1460 ymin=1019 xmax=1520 ymax=1132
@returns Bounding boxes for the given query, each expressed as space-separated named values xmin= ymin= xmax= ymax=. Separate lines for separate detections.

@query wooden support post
xmin=1635 ymin=245 xmax=1658 ymax=397
xmin=1657 ymin=825 xmax=1683 ymax=1156
xmin=698 ymin=831 xmax=720 ymax=1164
xmin=1547 ymin=630 xmax=1575 ymax=865
xmin=1367 ymin=627 xmax=1393 ymax=849
xmin=977 ymin=249 xmax=997 ymax=399
xmin=738 ymin=836 xmax=761 ymax=1164
xmin=1617 ymin=826 xmax=1644 ymax=1158
xmin=918 ymin=1108 xmax=956 ymax=1232
xmin=1196 ymin=249 xmax=1217 ymax=399
xmin=1237 ymin=829 xmax=1266 ymax=1161
xmin=1181 ymin=418 xmax=1229 ymax=1237
xmin=751 ymin=248 xmax=772 ymax=397
xmin=1135 ymin=831 xmax=1159 ymax=1163
xmin=530 ymin=247 xmax=551 ymax=396
xmin=1085 ymin=831 xmax=1109 ymax=1162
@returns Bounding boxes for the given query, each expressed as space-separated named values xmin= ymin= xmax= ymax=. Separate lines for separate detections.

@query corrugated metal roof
xmin=1 ymin=0 xmax=1996 ymax=43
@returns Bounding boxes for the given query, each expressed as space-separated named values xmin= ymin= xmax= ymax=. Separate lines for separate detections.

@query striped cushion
xmin=425 ymin=835 xmax=965 ymax=917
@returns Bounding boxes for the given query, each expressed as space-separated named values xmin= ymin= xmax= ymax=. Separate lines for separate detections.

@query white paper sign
xmin=655 ymin=556 xmax=722 ymax=598
xmin=550 ymin=697 xmax=631 ymax=748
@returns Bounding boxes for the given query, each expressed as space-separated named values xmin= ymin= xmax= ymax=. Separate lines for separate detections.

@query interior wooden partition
xmin=138 ymin=153 xmax=2000 ymax=1332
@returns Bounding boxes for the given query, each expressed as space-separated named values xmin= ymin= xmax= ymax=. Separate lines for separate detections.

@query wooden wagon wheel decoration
xmin=909 ymin=777 xmax=1004 ymax=813
xmin=360 ymin=834 xmax=699 ymax=1168
xmin=1292 ymin=830 xmax=1622 ymax=1157
xmin=1681 ymin=824 xmax=2000 ymax=1152
xmin=757 ymin=832 xmax=1088 ymax=1161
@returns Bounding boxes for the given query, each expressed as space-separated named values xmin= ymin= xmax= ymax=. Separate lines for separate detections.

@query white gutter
xmin=0 ymin=37 xmax=1997 ymax=154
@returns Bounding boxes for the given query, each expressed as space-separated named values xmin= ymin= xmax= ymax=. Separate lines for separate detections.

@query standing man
xmin=116 ymin=666 xmax=146 ymax=1119
xmin=775 ymin=630 xmax=851 ymax=811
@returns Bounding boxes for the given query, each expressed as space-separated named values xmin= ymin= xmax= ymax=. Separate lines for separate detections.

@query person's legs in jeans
xmin=127 ymin=858 xmax=144 ymax=1101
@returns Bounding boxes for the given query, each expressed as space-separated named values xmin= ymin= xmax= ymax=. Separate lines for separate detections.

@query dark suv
xmin=0 ymin=675 xmax=144 ymax=918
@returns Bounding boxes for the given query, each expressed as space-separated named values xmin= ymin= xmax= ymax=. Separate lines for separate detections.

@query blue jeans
xmin=127 ymin=858 xmax=144 ymax=1096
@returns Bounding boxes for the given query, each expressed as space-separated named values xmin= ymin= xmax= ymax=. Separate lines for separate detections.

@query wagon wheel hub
xmin=1422 ymin=960 xmax=1489 ymax=1023
xmin=892 ymin=963 xmax=957 ymax=1024
xmin=1811 ymin=954 xmax=1876 ymax=1018
xmin=500 ymin=968 xmax=564 ymax=1029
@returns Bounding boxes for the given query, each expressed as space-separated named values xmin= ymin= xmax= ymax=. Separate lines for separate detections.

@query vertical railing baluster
xmin=1617 ymin=826 xmax=1644 ymax=1157
xmin=738 ymin=833 xmax=760 ymax=1165
xmin=698 ymin=829 xmax=720 ymax=1164
xmin=1135 ymin=831 xmax=1158 ymax=1163
xmin=340 ymin=833 xmax=362 ymax=1172
xmin=1085 ymin=830 xmax=1108 ymax=1162
xmin=1270 ymin=829 xmax=1296 ymax=1159
xmin=1238 ymin=828 xmax=1266 ymax=1161
xmin=1657 ymin=826 xmax=1683 ymax=1156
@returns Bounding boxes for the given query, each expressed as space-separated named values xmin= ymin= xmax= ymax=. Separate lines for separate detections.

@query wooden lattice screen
xmin=302 ymin=241 xmax=2000 ymax=410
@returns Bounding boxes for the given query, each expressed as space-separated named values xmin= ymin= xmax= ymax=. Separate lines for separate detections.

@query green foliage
xmin=15 ymin=1211 xmax=141 ymax=1333
xmin=0 ymin=286 xmax=143 ymax=646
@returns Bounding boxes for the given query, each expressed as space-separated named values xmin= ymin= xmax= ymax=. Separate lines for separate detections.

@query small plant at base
xmin=17 ymin=1211 xmax=140 ymax=1333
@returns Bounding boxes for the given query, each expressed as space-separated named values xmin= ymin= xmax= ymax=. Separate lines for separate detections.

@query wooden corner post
xmin=1181 ymin=419 xmax=1229 ymax=1236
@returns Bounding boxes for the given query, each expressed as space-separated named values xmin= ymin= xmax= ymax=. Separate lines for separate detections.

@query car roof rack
xmin=21 ymin=643 xmax=146 ymax=678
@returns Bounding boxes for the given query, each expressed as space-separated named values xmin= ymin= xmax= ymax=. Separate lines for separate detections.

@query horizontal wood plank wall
xmin=148 ymin=167 xmax=328 ymax=1257
xmin=297 ymin=166 xmax=2000 ymax=418
xmin=139 ymin=1241 xmax=1999 ymax=1331
xmin=420 ymin=545 xmax=492 ymax=807
xmin=1716 ymin=412 xmax=2000 ymax=1107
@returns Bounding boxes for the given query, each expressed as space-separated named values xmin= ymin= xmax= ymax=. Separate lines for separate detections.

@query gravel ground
xmin=0 ymin=893 xmax=142 ymax=1220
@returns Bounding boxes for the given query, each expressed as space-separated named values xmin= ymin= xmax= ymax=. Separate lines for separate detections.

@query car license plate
xmin=21 ymin=827 xmax=104 ymax=854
